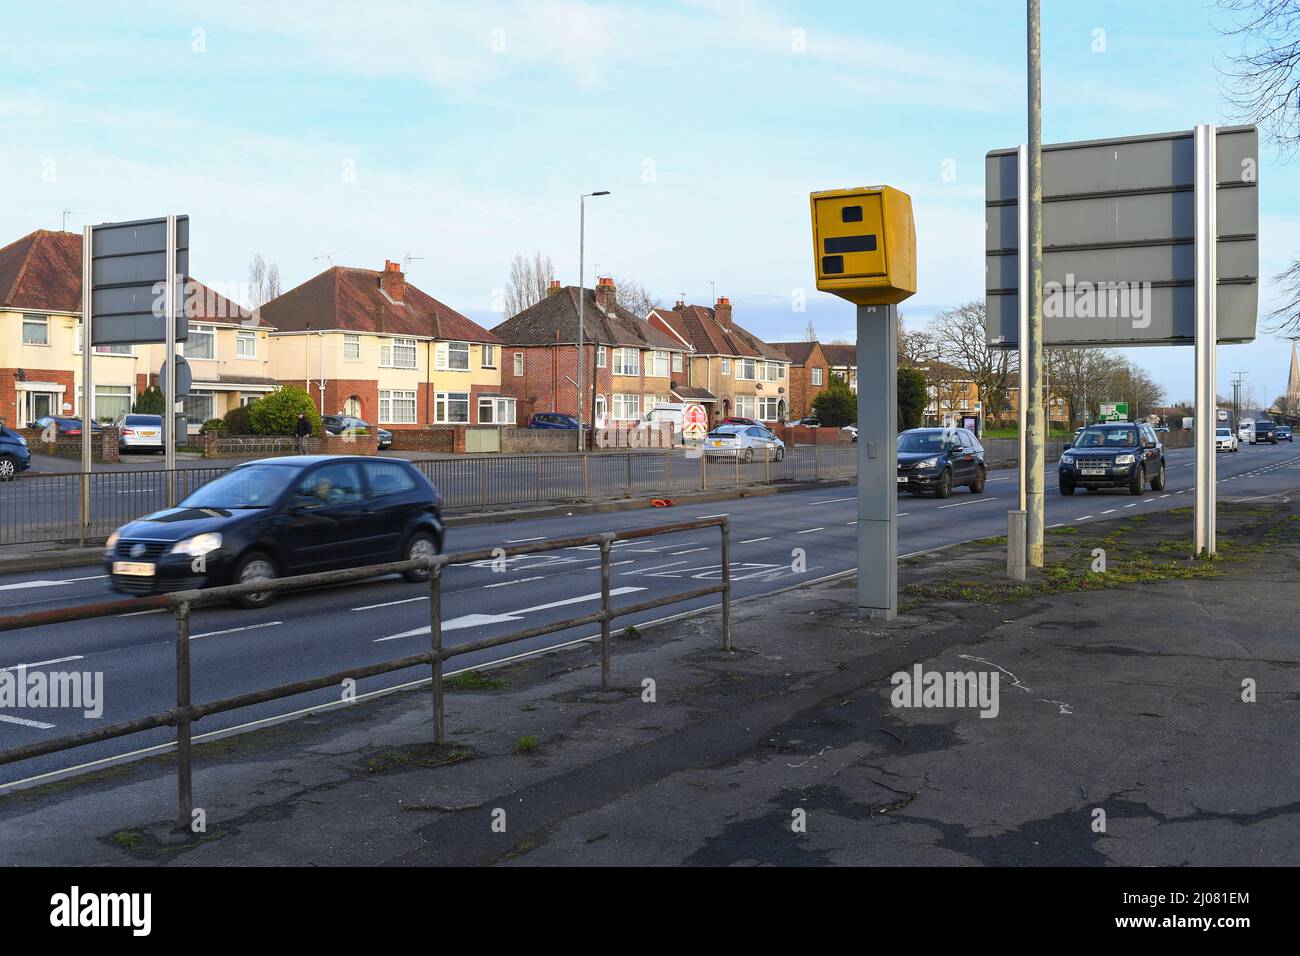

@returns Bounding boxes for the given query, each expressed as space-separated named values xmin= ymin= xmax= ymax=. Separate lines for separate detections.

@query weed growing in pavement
xmin=514 ymin=735 xmax=539 ymax=754
xmin=445 ymin=670 xmax=509 ymax=690
xmin=620 ymin=624 xmax=641 ymax=640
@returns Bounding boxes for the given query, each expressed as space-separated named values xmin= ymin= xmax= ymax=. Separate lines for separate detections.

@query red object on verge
xmin=651 ymin=498 xmax=674 ymax=507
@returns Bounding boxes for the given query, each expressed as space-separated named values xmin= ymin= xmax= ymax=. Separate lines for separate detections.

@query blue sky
xmin=2 ymin=0 xmax=1297 ymax=406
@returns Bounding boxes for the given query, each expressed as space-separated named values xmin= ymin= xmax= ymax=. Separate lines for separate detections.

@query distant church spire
xmin=1290 ymin=341 xmax=1300 ymax=401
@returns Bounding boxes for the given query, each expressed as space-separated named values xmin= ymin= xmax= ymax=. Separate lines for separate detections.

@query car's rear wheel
xmin=232 ymin=551 xmax=277 ymax=609
xmin=968 ymin=465 xmax=986 ymax=494
xmin=774 ymin=445 xmax=785 ymax=462
xmin=1150 ymin=461 xmax=1166 ymax=491
xmin=401 ymin=531 xmax=438 ymax=583
xmin=935 ymin=468 xmax=952 ymax=499
xmin=1129 ymin=466 xmax=1145 ymax=495
xmin=1059 ymin=482 xmax=1075 ymax=496
xmin=0 ymin=455 xmax=17 ymax=480
xmin=743 ymin=447 xmax=753 ymax=464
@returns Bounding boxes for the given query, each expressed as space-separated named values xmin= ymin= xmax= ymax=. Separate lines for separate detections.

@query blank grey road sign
xmin=90 ymin=216 xmax=189 ymax=345
xmin=986 ymin=126 xmax=1258 ymax=347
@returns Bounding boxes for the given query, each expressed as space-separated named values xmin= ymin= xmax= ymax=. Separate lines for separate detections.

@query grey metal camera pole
xmin=80 ymin=226 xmax=93 ymax=546
xmin=164 ymin=214 xmax=178 ymax=504
xmin=1025 ymin=0 xmax=1045 ymax=568
xmin=856 ymin=302 xmax=898 ymax=619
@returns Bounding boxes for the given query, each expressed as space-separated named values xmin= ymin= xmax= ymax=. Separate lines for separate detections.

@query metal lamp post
xmin=577 ymin=190 xmax=611 ymax=452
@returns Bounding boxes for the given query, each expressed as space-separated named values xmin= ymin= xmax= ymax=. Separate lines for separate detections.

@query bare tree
xmin=248 ymin=254 xmax=267 ymax=308
xmin=504 ymin=251 xmax=556 ymax=317
xmin=266 ymin=262 xmax=281 ymax=302
xmin=804 ymin=319 xmax=817 ymax=341
xmin=928 ymin=300 xmax=1016 ymax=424
xmin=612 ymin=276 xmax=662 ymax=318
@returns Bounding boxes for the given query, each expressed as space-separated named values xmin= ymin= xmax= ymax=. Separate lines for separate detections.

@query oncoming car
xmin=703 ymin=423 xmax=785 ymax=462
xmin=1058 ymin=422 xmax=1165 ymax=496
xmin=1215 ymin=427 xmax=1239 ymax=453
xmin=895 ymin=427 xmax=986 ymax=498
xmin=104 ymin=456 xmax=444 ymax=607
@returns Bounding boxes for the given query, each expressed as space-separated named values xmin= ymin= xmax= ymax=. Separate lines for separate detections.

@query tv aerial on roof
xmin=313 ymin=248 xmax=345 ymax=266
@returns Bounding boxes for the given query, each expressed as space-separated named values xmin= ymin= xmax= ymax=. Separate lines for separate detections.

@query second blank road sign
xmin=90 ymin=216 xmax=189 ymax=346
xmin=985 ymin=126 xmax=1258 ymax=348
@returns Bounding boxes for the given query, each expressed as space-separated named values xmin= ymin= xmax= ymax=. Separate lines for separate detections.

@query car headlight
xmin=15 ymin=434 xmax=27 ymax=446
xmin=105 ymin=530 xmax=120 ymax=550
xmin=916 ymin=457 xmax=938 ymax=469
xmin=1060 ymin=454 xmax=1074 ymax=466
xmin=1114 ymin=454 xmax=1136 ymax=466
xmin=170 ymin=532 xmax=223 ymax=557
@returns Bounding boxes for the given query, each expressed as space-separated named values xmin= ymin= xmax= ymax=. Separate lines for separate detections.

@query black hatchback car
xmin=1059 ymin=422 xmax=1166 ymax=495
xmin=896 ymin=427 xmax=987 ymax=498
xmin=104 ymin=456 xmax=444 ymax=607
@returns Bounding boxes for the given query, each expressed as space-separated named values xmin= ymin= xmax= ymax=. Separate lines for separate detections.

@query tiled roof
xmin=820 ymin=344 xmax=858 ymax=368
xmin=261 ymin=265 xmax=499 ymax=343
xmin=491 ymin=286 xmax=683 ymax=350
xmin=648 ymin=304 xmax=787 ymax=361
xmin=0 ymin=229 xmax=270 ymax=327
xmin=769 ymin=341 xmax=819 ymax=365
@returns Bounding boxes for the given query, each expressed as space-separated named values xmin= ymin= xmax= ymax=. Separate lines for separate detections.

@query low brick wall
xmin=388 ymin=428 xmax=457 ymax=453
xmin=502 ymin=428 xmax=583 ymax=453
xmin=777 ymin=425 xmax=853 ymax=445
xmin=21 ymin=427 xmax=120 ymax=463
xmin=199 ymin=433 xmax=378 ymax=458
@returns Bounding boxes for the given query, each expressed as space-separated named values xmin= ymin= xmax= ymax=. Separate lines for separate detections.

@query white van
xmin=638 ymin=402 xmax=707 ymax=446
xmin=1238 ymin=419 xmax=1255 ymax=444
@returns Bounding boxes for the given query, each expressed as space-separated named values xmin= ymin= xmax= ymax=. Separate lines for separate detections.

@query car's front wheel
xmin=401 ymin=531 xmax=439 ymax=583
xmin=232 ymin=551 xmax=277 ymax=609
xmin=1059 ymin=482 xmax=1075 ymax=496
xmin=935 ymin=468 xmax=953 ymax=499
xmin=1129 ymin=466 xmax=1145 ymax=495
xmin=1150 ymin=461 xmax=1166 ymax=491
xmin=0 ymin=455 xmax=18 ymax=480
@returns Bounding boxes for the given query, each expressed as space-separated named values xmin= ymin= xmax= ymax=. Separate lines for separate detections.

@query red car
xmin=721 ymin=416 xmax=760 ymax=427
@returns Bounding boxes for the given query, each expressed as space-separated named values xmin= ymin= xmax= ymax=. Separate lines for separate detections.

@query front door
xmin=27 ymin=392 xmax=56 ymax=424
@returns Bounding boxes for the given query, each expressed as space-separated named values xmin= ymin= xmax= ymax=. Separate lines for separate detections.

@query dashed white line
xmin=0 ymin=714 xmax=56 ymax=729
xmin=740 ymin=537 xmax=771 ymax=544
xmin=504 ymin=536 xmax=546 ymax=543
xmin=795 ymin=527 xmax=824 ymax=534
xmin=190 ymin=621 xmax=283 ymax=640
xmin=671 ymin=547 xmax=711 ymax=555
xmin=0 ymin=655 xmax=85 ymax=673
xmin=810 ymin=497 xmax=856 ymax=505
xmin=352 ymin=596 xmax=427 ymax=611
xmin=483 ymin=576 xmax=546 ymax=588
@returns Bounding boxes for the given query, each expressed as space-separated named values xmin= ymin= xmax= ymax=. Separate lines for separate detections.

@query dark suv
xmin=896 ymin=427 xmax=986 ymax=498
xmin=1253 ymin=420 xmax=1278 ymax=444
xmin=1059 ymin=422 xmax=1166 ymax=496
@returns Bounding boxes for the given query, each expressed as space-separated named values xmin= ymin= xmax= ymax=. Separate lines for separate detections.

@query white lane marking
xmin=0 ymin=655 xmax=85 ymax=673
xmin=937 ymin=498 xmax=1000 ymax=510
xmin=697 ymin=513 xmax=730 ymax=519
xmin=0 ymin=575 xmax=108 ymax=592
xmin=191 ymin=621 xmax=282 ymax=640
xmin=897 ymin=512 xmax=909 ymax=517
xmin=1047 ymin=523 xmax=1064 ymax=529
xmin=118 ymin=608 xmax=167 ymax=617
xmin=504 ymin=536 xmax=546 ymax=543
xmin=484 ymin=576 xmax=546 ymax=588
xmin=375 ymin=587 xmax=647 ymax=641
xmin=352 ymin=596 xmax=427 ymax=611
xmin=1078 ymin=515 xmax=1094 ymax=520
xmin=624 ymin=560 xmax=688 ymax=576
xmin=741 ymin=537 xmax=771 ymax=544
xmin=795 ymin=527 xmax=824 ymax=534
xmin=671 ymin=547 xmax=711 ymax=555
xmin=1144 ymin=498 xmax=1155 ymax=503
xmin=1160 ymin=494 xmax=1171 ymax=498
xmin=1125 ymin=503 xmax=1138 ymax=508
xmin=0 ymin=714 xmax=56 ymax=729
xmin=810 ymin=496 xmax=856 ymax=505
xmin=591 ymin=561 xmax=635 ymax=569
xmin=1101 ymin=509 xmax=1116 ymax=514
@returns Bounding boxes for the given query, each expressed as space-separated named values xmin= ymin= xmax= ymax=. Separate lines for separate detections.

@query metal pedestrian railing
xmin=0 ymin=445 xmax=856 ymax=545
xmin=0 ymin=517 xmax=731 ymax=831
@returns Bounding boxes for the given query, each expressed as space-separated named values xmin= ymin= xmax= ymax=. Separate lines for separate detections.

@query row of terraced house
xmin=1 ymin=228 xmax=854 ymax=437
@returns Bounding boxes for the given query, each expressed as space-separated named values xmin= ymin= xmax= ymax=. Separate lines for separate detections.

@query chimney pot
xmin=594 ymin=276 xmax=616 ymax=314
xmin=379 ymin=261 xmax=406 ymax=302
xmin=547 ymin=279 xmax=562 ymax=296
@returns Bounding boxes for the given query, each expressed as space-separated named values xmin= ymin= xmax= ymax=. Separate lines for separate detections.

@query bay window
xmin=379 ymin=390 xmax=418 ymax=425
xmin=435 ymin=391 xmax=470 ymax=424
xmin=612 ymin=394 xmax=641 ymax=421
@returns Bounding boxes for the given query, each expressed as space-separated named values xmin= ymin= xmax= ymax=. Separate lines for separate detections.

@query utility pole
xmin=576 ymin=191 xmax=610 ymax=452
xmin=1232 ymin=371 xmax=1246 ymax=429
xmin=1026 ymin=0 xmax=1046 ymax=567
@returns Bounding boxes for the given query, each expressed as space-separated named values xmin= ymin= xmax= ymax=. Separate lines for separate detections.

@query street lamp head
xmin=590 ymin=190 xmax=610 ymax=197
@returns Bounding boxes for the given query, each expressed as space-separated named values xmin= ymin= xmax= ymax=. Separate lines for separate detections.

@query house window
xmin=594 ymin=394 xmax=607 ymax=426
xmin=672 ymin=352 xmax=683 ymax=373
xmin=21 ymin=315 xmax=48 ymax=345
xmin=481 ymin=344 xmax=496 ymax=368
xmin=513 ymin=352 xmax=524 ymax=376
xmin=343 ymin=334 xmax=361 ymax=360
xmin=75 ymin=321 xmax=131 ymax=354
xmin=759 ymin=397 xmax=782 ymax=421
xmin=343 ymin=396 xmax=362 ymax=417
xmin=734 ymin=396 xmax=757 ymax=419
xmin=812 ymin=368 xmax=824 ymax=386
xmin=650 ymin=350 xmax=670 ymax=377
xmin=736 ymin=359 xmax=757 ymax=381
xmin=613 ymin=348 xmax=639 ymax=376
xmin=379 ymin=389 xmax=418 ymax=425
xmin=612 ymin=393 xmax=641 ymax=421
xmin=382 ymin=337 xmax=418 ymax=369
xmin=236 ymin=330 xmax=256 ymax=358
xmin=478 ymin=396 xmax=516 ymax=425
xmin=183 ymin=389 xmax=215 ymax=424
xmin=95 ymin=385 xmax=134 ymax=423
xmin=597 ymin=346 xmax=607 ymax=368
xmin=721 ymin=357 xmax=732 ymax=376
xmin=436 ymin=341 xmax=470 ymax=371
xmin=184 ymin=325 xmax=216 ymax=360
xmin=435 ymin=391 xmax=470 ymax=424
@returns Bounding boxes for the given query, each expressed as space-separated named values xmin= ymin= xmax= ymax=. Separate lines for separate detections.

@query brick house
xmin=819 ymin=343 xmax=858 ymax=393
xmin=647 ymin=298 xmax=790 ymax=425
xmin=769 ymin=341 xmax=831 ymax=421
xmin=491 ymin=278 xmax=687 ymax=427
xmin=0 ymin=229 xmax=274 ymax=430
xmin=263 ymin=261 xmax=512 ymax=428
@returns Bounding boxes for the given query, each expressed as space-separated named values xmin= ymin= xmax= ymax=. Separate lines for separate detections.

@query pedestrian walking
xmin=294 ymin=412 xmax=312 ymax=453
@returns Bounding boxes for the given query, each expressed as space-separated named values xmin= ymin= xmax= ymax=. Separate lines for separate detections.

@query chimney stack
xmin=714 ymin=296 xmax=732 ymax=331
xmin=595 ymin=276 xmax=616 ymax=314
xmin=380 ymin=260 xmax=405 ymax=302
xmin=674 ymin=299 xmax=685 ymax=309
xmin=547 ymin=279 xmax=563 ymax=297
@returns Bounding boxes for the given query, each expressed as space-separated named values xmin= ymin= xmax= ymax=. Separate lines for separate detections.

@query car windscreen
xmin=1075 ymin=427 xmax=1137 ymax=448
xmin=1216 ymin=429 xmax=1231 ymax=436
xmin=896 ymin=432 xmax=945 ymax=452
xmin=179 ymin=464 xmax=298 ymax=509
xmin=708 ymin=426 xmax=744 ymax=436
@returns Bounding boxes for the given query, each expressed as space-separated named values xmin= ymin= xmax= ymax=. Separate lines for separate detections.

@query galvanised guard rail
xmin=0 ymin=517 xmax=731 ymax=830
xmin=0 ymin=445 xmax=855 ymax=545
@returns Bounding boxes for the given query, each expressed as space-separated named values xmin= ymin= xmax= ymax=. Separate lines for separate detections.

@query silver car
xmin=703 ymin=424 xmax=786 ymax=462
xmin=115 ymin=413 xmax=164 ymax=453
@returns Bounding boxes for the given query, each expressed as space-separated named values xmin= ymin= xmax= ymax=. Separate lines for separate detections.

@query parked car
xmin=896 ymin=427 xmax=986 ymax=498
xmin=528 ymin=412 xmax=587 ymax=430
xmin=114 ymin=413 xmax=164 ymax=453
xmin=1253 ymin=419 xmax=1278 ymax=444
xmin=788 ymin=415 xmax=822 ymax=427
xmin=721 ymin=416 xmax=761 ymax=427
xmin=31 ymin=415 xmax=103 ymax=436
xmin=322 ymin=414 xmax=393 ymax=450
xmin=1215 ymin=426 xmax=1239 ymax=453
xmin=1277 ymin=425 xmax=1293 ymax=442
xmin=104 ymin=456 xmax=444 ymax=607
xmin=841 ymin=424 xmax=858 ymax=442
xmin=702 ymin=424 xmax=785 ymax=462
xmin=1058 ymin=422 xmax=1165 ymax=496
xmin=0 ymin=424 xmax=31 ymax=479
xmin=1155 ymin=425 xmax=1170 ymax=434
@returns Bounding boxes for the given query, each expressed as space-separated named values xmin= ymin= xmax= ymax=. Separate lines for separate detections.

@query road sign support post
xmin=1026 ymin=0 xmax=1045 ymax=569
xmin=1195 ymin=123 xmax=1218 ymax=557
xmin=856 ymin=303 xmax=898 ymax=620
xmin=80 ymin=226 xmax=93 ymax=547
xmin=1008 ymin=510 xmax=1027 ymax=582
xmin=164 ymin=214 xmax=178 ymax=504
